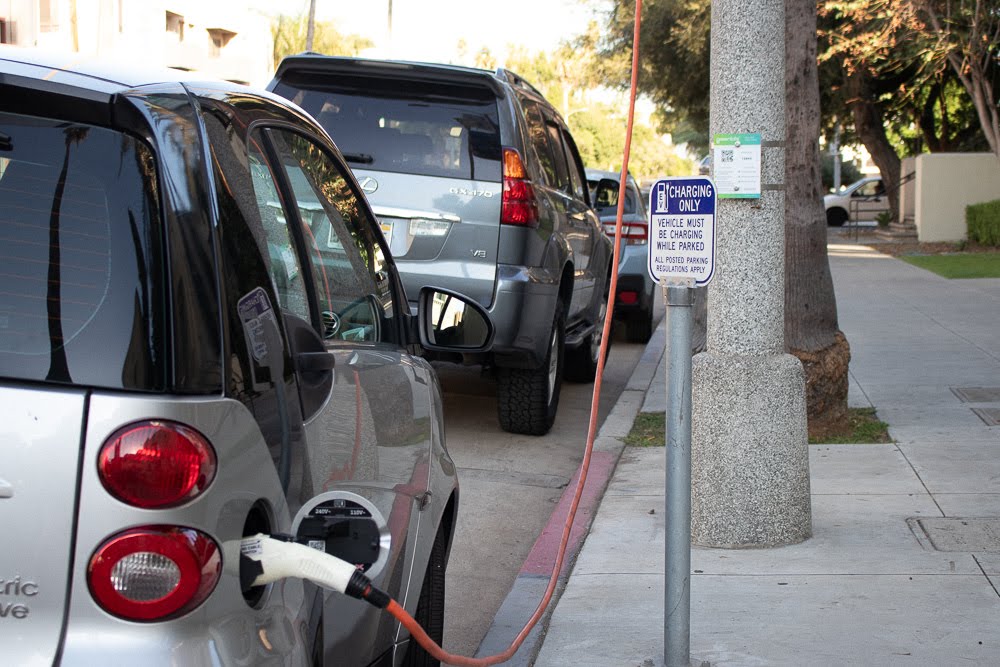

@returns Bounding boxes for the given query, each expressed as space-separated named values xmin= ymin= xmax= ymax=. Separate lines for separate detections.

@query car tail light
xmin=618 ymin=290 xmax=639 ymax=306
xmin=602 ymin=221 xmax=648 ymax=245
xmin=501 ymin=148 xmax=539 ymax=228
xmin=89 ymin=526 xmax=220 ymax=621
xmin=98 ymin=421 xmax=216 ymax=509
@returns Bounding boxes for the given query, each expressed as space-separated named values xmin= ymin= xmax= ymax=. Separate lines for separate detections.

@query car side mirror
xmin=594 ymin=178 xmax=620 ymax=210
xmin=417 ymin=287 xmax=494 ymax=352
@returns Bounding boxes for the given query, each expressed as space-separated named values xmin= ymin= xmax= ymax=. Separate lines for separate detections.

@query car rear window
xmin=273 ymin=73 xmax=503 ymax=182
xmin=0 ymin=112 xmax=166 ymax=391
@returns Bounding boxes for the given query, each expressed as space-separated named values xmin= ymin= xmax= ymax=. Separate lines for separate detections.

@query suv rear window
xmin=0 ymin=113 xmax=165 ymax=390
xmin=273 ymin=74 xmax=503 ymax=182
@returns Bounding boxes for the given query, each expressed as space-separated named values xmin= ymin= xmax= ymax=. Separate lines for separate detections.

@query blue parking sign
xmin=647 ymin=177 xmax=717 ymax=286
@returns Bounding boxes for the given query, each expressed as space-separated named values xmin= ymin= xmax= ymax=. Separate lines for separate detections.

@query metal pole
xmin=665 ymin=282 xmax=693 ymax=667
xmin=305 ymin=0 xmax=316 ymax=51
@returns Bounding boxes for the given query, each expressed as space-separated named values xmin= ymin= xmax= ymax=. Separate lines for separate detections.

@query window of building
xmin=165 ymin=11 xmax=184 ymax=41
xmin=207 ymin=28 xmax=236 ymax=58
xmin=39 ymin=0 xmax=58 ymax=32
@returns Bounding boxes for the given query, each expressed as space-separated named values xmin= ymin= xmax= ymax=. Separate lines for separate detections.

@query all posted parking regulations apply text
xmin=647 ymin=177 xmax=717 ymax=287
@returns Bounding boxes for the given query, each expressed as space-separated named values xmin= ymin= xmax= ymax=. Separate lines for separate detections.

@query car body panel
xmin=0 ymin=385 xmax=85 ymax=667
xmin=358 ymin=170 xmax=503 ymax=308
xmin=62 ymin=394 xmax=307 ymax=666
xmin=303 ymin=346 xmax=434 ymax=665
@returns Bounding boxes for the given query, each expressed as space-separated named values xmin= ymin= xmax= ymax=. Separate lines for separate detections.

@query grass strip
xmin=900 ymin=253 xmax=1000 ymax=279
xmin=624 ymin=408 xmax=891 ymax=447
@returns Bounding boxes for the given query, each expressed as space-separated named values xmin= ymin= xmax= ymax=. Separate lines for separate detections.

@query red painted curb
xmin=519 ymin=450 xmax=618 ymax=577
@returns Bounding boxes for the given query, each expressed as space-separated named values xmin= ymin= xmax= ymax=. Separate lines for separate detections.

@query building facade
xmin=0 ymin=0 xmax=273 ymax=86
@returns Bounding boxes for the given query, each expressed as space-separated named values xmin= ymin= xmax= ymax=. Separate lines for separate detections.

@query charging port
xmin=241 ymin=500 xmax=272 ymax=605
xmin=296 ymin=498 xmax=381 ymax=572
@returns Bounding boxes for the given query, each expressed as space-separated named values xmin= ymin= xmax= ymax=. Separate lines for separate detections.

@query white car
xmin=824 ymin=176 xmax=889 ymax=226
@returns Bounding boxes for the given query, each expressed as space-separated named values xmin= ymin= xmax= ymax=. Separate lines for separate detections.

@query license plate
xmin=380 ymin=221 xmax=392 ymax=247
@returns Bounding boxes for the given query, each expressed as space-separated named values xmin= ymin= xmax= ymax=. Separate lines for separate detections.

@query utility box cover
xmin=647 ymin=177 xmax=717 ymax=286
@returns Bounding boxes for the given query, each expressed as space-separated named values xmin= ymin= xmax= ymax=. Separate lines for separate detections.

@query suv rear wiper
xmin=342 ymin=152 xmax=374 ymax=165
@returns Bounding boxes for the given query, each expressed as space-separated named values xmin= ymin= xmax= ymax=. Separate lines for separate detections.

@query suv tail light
xmin=98 ymin=421 xmax=216 ymax=509
xmin=602 ymin=221 xmax=648 ymax=245
xmin=501 ymin=148 xmax=539 ymax=228
xmin=88 ymin=527 xmax=220 ymax=621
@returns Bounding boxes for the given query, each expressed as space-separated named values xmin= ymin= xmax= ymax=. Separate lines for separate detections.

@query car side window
xmin=856 ymin=181 xmax=881 ymax=197
xmin=264 ymin=128 xmax=394 ymax=344
xmin=246 ymin=136 xmax=312 ymax=322
xmin=521 ymin=98 xmax=557 ymax=186
xmin=544 ymin=120 xmax=571 ymax=193
xmin=560 ymin=129 xmax=588 ymax=203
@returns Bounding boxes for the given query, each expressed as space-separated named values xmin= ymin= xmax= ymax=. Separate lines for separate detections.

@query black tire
xmin=565 ymin=286 xmax=610 ymax=383
xmin=496 ymin=303 xmax=564 ymax=436
xmin=626 ymin=307 xmax=653 ymax=344
xmin=402 ymin=527 xmax=447 ymax=667
xmin=826 ymin=207 xmax=848 ymax=227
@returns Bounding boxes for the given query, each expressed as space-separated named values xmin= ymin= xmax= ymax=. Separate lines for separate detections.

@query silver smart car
xmin=0 ymin=46 xmax=491 ymax=666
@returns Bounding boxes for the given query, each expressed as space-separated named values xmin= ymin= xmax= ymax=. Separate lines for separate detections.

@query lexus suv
xmin=0 ymin=46 xmax=493 ymax=666
xmin=269 ymin=56 xmax=614 ymax=436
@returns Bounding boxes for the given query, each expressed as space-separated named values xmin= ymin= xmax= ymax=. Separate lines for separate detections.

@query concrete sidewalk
xmin=531 ymin=242 xmax=1000 ymax=666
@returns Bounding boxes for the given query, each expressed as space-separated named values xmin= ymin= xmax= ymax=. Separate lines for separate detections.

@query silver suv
xmin=0 ymin=47 xmax=492 ymax=666
xmin=269 ymin=57 xmax=614 ymax=436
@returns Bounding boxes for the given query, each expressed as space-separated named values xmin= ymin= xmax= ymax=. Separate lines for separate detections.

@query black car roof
xmin=0 ymin=45 xmax=302 ymax=129
xmin=273 ymin=53 xmax=522 ymax=100
xmin=0 ymin=45 xmax=216 ymax=93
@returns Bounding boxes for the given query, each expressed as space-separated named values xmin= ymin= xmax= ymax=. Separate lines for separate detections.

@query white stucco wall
xmin=915 ymin=153 xmax=1000 ymax=242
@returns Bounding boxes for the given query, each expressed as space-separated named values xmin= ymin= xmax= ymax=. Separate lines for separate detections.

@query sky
xmin=263 ymin=0 xmax=609 ymax=65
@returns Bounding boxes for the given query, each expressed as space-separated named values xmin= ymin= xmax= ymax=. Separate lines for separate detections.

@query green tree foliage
xmin=819 ymin=1 xmax=997 ymax=157
xmin=501 ymin=34 xmax=693 ymax=182
xmin=909 ymin=0 xmax=1000 ymax=156
xmin=602 ymin=0 xmax=711 ymax=155
xmin=820 ymin=154 xmax=863 ymax=191
xmin=568 ymin=106 xmax=694 ymax=180
xmin=271 ymin=13 xmax=373 ymax=66
xmin=504 ymin=23 xmax=605 ymax=120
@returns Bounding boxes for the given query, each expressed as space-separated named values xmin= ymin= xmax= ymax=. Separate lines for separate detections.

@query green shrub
xmin=967 ymin=199 xmax=1000 ymax=246
xmin=876 ymin=210 xmax=893 ymax=227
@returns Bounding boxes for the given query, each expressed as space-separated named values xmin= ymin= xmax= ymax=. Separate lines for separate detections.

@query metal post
xmin=665 ymin=282 xmax=693 ymax=667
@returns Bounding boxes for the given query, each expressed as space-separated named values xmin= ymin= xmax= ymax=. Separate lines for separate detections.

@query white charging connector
xmin=236 ymin=533 xmax=358 ymax=592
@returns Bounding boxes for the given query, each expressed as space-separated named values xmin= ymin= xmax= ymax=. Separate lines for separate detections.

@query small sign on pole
xmin=647 ymin=177 xmax=717 ymax=287
xmin=712 ymin=133 xmax=762 ymax=199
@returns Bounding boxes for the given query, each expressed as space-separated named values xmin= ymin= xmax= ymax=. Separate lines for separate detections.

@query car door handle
xmin=296 ymin=351 xmax=336 ymax=373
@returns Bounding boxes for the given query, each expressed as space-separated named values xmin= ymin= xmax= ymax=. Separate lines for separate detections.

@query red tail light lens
xmin=602 ymin=221 xmax=648 ymax=245
xmin=98 ymin=421 xmax=216 ymax=509
xmin=618 ymin=291 xmax=639 ymax=305
xmin=88 ymin=526 xmax=221 ymax=621
xmin=501 ymin=148 xmax=539 ymax=227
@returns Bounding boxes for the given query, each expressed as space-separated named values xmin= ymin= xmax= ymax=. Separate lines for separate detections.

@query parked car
xmin=698 ymin=154 xmax=711 ymax=176
xmin=268 ymin=56 xmax=614 ymax=436
xmin=0 ymin=46 xmax=494 ymax=666
xmin=585 ymin=168 xmax=656 ymax=343
xmin=824 ymin=176 xmax=889 ymax=226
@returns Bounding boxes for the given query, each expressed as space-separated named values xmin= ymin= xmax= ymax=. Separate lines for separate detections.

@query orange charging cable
xmin=377 ymin=2 xmax=646 ymax=665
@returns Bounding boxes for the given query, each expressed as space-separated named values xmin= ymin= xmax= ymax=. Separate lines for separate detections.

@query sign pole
xmin=664 ymin=280 xmax=693 ymax=667
xmin=647 ymin=177 xmax=716 ymax=667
